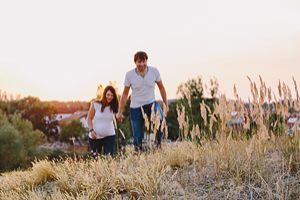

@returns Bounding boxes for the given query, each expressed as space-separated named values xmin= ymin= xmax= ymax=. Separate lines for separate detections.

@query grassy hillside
xmin=1 ymin=77 xmax=300 ymax=199
xmin=0 ymin=135 xmax=299 ymax=199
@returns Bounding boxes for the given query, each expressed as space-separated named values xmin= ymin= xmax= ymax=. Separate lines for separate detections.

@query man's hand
xmin=163 ymin=105 xmax=169 ymax=118
xmin=117 ymin=86 xmax=129 ymax=123
xmin=164 ymin=107 xmax=169 ymax=118
xmin=116 ymin=112 xmax=124 ymax=122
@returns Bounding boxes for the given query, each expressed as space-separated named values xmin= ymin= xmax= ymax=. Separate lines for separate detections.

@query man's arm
xmin=156 ymin=80 xmax=168 ymax=115
xmin=117 ymin=86 xmax=130 ymax=121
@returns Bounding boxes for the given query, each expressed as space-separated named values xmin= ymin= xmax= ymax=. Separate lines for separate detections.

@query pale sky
xmin=1 ymin=0 xmax=300 ymax=101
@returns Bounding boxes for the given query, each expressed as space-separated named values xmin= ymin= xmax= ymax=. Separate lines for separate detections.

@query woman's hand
xmin=116 ymin=112 xmax=124 ymax=122
xmin=91 ymin=131 xmax=97 ymax=139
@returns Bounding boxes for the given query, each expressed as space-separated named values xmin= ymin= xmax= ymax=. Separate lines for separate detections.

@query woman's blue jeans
xmin=89 ymin=135 xmax=116 ymax=157
xmin=130 ymin=101 xmax=164 ymax=151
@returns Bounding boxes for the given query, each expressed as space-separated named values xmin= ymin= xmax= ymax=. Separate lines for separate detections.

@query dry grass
xmin=1 ymin=77 xmax=300 ymax=199
xmin=0 ymin=137 xmax=299 ymax=199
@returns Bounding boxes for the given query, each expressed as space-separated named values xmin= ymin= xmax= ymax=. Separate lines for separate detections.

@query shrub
xmin=0 ymin=122 xmax=26 ymax=171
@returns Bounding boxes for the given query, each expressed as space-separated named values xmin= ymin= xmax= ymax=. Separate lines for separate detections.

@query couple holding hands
xmin=87 ymin=51 xmax=168 ymax=156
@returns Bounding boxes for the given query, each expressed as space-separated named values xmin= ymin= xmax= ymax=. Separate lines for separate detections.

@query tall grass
xmin=0 ymin=77 xmax=299 ymax=199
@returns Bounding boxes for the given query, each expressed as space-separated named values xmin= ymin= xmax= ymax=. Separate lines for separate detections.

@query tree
xmin=165 ymin=101 xmax=179 ymax=140
xmin=177 ymin=76 xmax=204 ymax=102
xmin=176 ymin=76 xmax=204 ymax=136
xmin=0 ymin=111 xmax=26 ymax=171
xmin=176 ymin=76 xmax=219 ymax=140
xmin=59 ymin=119 xmax=86 ymax=143
xmin=9 ymin=113 xmax=47 ymax=152
xmin=209 ymin=77 xmax=219 ymax=99
xmin=0 ymin=123 xmax=27 ymax=171
xmin=0 ymin=109 xmax=51 ymax=171
xmin=15 ymin=96 xmax=59 ymax=139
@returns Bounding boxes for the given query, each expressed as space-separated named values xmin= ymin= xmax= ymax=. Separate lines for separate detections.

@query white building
xmin=57 ymin=111 xmax=89 ymax=132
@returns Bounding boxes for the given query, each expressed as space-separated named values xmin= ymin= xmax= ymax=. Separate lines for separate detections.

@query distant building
xmin=56 ymin=111 xmax=89 ymax=133
xmin=54 ymin=113 xmax=72 ymax=121
xmin=227 ymin=111 xmax=244 ymax=131
xmin=287 ymin=112 xmax=300 ymax=133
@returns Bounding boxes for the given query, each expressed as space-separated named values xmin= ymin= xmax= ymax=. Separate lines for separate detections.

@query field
xmin=1 ymin=78 xmax=300 ymax=199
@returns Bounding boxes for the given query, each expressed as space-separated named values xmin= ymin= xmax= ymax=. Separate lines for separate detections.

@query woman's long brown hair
xmin=99 ymin=85 xmax=119 ymax=113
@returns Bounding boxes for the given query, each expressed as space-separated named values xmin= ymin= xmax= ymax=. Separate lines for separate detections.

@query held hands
xmin=116 ymin=112 xmax=124 ymax=122
xmin=163 ymin=104 xmax=169 ymax=118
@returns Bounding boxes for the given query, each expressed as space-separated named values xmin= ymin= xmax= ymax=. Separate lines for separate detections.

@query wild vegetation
xmin=0 ymin=76 xmax=299 ymax=199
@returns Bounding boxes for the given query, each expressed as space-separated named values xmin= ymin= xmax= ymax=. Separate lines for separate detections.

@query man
xmin=116 ymin=51 xmax=168 ymax=151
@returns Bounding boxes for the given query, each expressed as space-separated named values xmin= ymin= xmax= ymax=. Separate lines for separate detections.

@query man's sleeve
xmin=155 ymin=68 xmax=161 ymax=82
xmin=124 ymin=72 xmax=131 ymax=87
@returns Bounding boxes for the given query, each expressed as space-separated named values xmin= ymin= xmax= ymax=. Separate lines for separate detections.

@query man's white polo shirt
xmin=124 ymin=66 xmax=161 ymax=108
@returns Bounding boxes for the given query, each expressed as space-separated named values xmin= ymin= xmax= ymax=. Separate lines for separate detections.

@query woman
xmin=87 ymin=85 xmax=119 ymax=156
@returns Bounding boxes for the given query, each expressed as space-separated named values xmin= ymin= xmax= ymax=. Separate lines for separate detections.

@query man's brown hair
xmin=134 ymin=51 xmax=148 ymax=62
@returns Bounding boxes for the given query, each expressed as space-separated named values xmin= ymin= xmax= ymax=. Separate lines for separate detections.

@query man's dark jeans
xmin=130 ymin=101 xmax=164 ymax=151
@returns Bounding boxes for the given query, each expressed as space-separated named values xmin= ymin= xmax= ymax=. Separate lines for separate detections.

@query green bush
xmin=0 ymin=122 xmax=26 ymax=171
xmin=9 ymin=113 xmax=47 ymax=150
xmin=59 ymin=119 xmax=86 ymax=143
xmin=0 ymin=110 xmax=49 ymax=171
